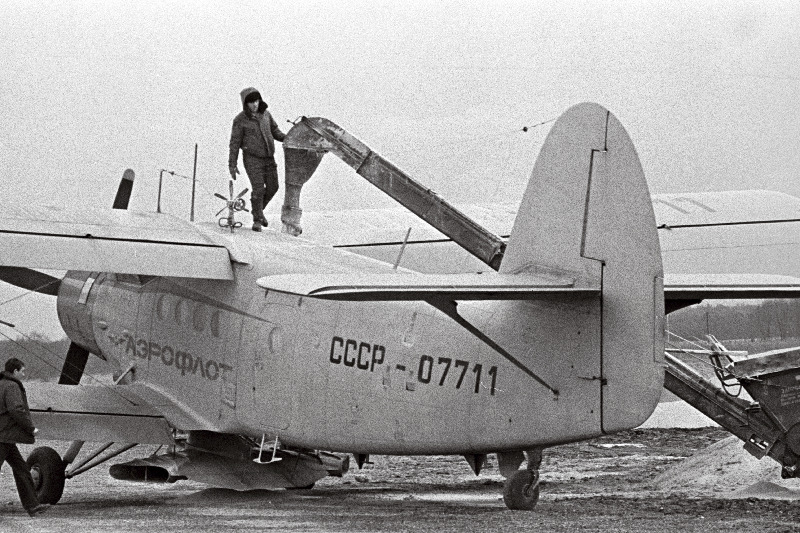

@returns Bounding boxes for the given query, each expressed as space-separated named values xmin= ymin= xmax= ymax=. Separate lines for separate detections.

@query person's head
xmin=246 ymin=94 xmax=261 ymax=114
xmin=4 ymin=358 xmax=25 ymax=379
xmin=240 ymin=88 xmax=265 ymax=115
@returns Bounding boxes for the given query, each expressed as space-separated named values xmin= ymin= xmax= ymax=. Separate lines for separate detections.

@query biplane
xmin=0 ymin=103 xmax=798 ymax=510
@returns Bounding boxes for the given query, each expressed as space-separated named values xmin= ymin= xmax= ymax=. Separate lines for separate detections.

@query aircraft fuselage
xmin=55 ymin=225 xmax=659 ymax=455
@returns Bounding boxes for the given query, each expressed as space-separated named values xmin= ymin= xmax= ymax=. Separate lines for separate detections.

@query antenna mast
xmin=190 ymin=143 xmax=198 ymax=222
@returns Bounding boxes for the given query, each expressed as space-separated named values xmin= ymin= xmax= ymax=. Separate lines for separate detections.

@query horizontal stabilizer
xmin=664 ymin=273 xmax=800 ymax=300
xmin=0 ymin=205 xmax=234 ymax=279
xmin=256 ymin=272 xmax=599 ymax=301
xmin=27 ymin=382 xmax=173 ymax=444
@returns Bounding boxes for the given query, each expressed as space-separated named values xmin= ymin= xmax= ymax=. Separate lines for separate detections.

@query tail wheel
xmin=27 ymin=446 xmax=66 ymax=504
xmin=502 ymin=470 xmax=540 ymax=511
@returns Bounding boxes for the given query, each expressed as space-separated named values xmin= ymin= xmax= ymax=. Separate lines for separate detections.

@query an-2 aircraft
xmin=0 ymin=103 xmax=798 ymax=511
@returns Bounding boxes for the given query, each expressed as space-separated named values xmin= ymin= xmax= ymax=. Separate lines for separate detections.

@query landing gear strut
xmin=502 ymin=448 xmax=542 ymax=511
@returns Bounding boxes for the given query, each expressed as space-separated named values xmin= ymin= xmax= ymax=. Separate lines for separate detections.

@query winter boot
xmin=251 ymin=196 xmax=264 ymax=232
xmin=259 ymin=189 xmax=271 ymax=227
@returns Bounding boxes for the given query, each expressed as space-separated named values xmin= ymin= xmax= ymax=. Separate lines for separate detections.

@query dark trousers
xmin=0 ymin=442 xmax=39 ymax=510
xmin=243 ymin=155 xmax=280 ymax=218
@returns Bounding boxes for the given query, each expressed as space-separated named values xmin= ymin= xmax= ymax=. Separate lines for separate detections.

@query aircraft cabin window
xmin=210 ymin=310 xmax=220 ymax=338
xmin=192 ymin=304 xmax=206 ymax=332
xmin=268 ymin=327 xmax=282 ymax=354
xmin=157 ymin=296 xmax=219 ymax=336
xmin=156 ymin=294 xmax=169 ymax=321
xmin=174 ymin=299 xmax=188 ymax=325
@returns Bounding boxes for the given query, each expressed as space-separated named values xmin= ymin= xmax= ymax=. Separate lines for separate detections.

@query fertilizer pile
xmin=652 ymin=435 xmax=800 ymax=499
xmin=639 ymin=400 xmax=717 ymax=429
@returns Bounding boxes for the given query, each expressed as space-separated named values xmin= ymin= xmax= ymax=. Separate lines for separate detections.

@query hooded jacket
xmin=0 ymin=371 xmax=35 ymax=444
xmin=228 ymin=87 xmax=286 ymax=169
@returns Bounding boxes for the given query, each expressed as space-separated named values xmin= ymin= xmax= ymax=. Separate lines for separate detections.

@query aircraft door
xmin=241 ymin=297 xmax=299 ymax=431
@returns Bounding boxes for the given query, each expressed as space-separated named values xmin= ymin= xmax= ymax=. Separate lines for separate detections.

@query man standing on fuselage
xmin=228 ymin=87 xmax=286 ymax=232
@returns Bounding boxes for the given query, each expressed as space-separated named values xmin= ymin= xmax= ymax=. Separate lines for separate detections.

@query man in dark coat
xmin=0 ymin=358 xmax=49 ymax=516
xmin=228 ymin=87 xmax=286 ymax=232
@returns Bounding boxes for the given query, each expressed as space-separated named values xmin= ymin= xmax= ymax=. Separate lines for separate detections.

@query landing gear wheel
xmin=502 ymin=470 xmax=540 ymax=511
xmin=27 ymin=446 xmax=66 ymax=505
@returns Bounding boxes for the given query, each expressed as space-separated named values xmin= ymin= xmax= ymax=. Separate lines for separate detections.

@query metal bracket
xmin=743 ymin=434 xmax=771 ymax=459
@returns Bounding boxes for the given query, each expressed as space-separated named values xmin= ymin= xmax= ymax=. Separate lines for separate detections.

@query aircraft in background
xmin=0 ymin=103 xmax=798 ymax=511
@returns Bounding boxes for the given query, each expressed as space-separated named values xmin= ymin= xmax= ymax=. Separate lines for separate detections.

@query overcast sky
xmin=3 ymin=1 xmax=799 ymax=213
xmin=1 ymin=0 xmax=799 ymax=336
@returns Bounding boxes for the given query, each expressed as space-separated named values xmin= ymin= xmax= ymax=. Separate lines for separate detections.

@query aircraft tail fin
xmin=501 ymin=103 xmax=665 ymax=433
xmin=500 ymin=103 xmax=661 ymax=281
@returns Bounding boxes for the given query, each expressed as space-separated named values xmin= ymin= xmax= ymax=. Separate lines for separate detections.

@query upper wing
xmin=655 ymin=190 xmax=800 ymax=281
xmin=664 ymin=273 xmax=800 ymax=300
xmin=0 ymin=205 xmax=235 ymax=279
xmin=292 ymin=203 xmax=516 ymax=247
xmin=297 ymin=191 xmax=800 ymax=285
xmin=653 ymin=190 xmax=800 ymax=227
xmin=286 ymin=191 xmax=800 ymax=310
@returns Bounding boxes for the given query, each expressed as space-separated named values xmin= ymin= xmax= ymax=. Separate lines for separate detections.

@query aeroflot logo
xmin=123 ymin=332 xmax=233 ymax=382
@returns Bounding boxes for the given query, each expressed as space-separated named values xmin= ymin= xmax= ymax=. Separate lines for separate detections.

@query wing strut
xmin=428 ymin=298 xmax=559 ymax=397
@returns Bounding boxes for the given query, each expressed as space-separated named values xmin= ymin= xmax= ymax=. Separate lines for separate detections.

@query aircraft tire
xmin=502 ymin=470 xmax=540 ymax=511
xmin=27 ymin=446 xmax=66 ymax=505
